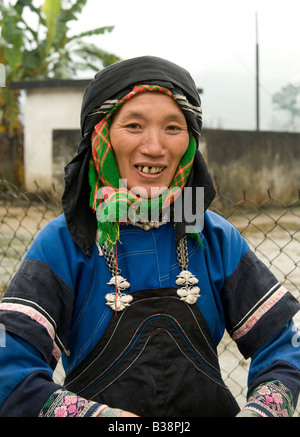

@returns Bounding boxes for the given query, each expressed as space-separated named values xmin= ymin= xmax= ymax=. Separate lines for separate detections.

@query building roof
xmin=10 ymin=79 xmax=91 ymax=90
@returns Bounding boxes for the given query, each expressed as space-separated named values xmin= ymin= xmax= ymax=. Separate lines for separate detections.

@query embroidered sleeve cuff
xmin=241 ymin=380 xmax=294 ymax=417
xmin=38 ymin=389 xmax=103 ymax=417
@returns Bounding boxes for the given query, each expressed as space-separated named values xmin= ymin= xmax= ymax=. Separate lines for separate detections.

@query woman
xmin=0 ymin=56 xmax=299 ymax=417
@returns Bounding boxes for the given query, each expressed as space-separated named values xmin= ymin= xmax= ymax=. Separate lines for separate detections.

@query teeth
xmin=137 ymin=165 xmax=164 ymax=174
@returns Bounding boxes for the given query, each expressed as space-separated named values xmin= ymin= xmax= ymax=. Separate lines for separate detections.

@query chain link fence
xmin=0 ymin=178 xmax=300 ymax=414
xmin=211 ymin=186 xmax=300 ymax=413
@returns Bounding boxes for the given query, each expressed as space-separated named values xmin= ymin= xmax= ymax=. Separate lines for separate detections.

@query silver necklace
xmin=175 ymin=233 xmax=201 ymax=305
xmin=130 ymin=220 xmax=167 ymax=231
xmin=97 ymin=236 xmax=133 ymax=312
xmin=97 ymin=225 xmax=201 ymax=312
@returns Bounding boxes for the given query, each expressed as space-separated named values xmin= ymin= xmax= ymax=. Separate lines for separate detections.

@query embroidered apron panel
xmin=64 ymin=287 xmax=240 ymax=417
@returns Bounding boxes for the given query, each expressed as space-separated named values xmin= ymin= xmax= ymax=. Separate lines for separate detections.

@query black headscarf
xmin=62 ymin=56 xmax=216 ymax=257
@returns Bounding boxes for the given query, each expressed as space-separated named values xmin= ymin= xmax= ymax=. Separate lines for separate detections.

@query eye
xmin=166 ymin=124 xmax=183 ymax=133
xmin=125 ymin=122 xmax=142 ymax=131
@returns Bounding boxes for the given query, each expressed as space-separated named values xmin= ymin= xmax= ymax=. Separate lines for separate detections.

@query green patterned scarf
xmin=88 ymin=84 xmax=197 ymax=249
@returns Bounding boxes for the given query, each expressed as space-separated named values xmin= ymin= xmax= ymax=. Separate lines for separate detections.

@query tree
xmin=272 ymin=83 xmax=300 ymax=131
xmin=0 ymin=0 xmax=120 ymax=134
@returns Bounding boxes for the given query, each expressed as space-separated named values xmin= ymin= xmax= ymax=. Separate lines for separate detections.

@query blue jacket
xmin=0 ymin=210 xmax=299 ymax=416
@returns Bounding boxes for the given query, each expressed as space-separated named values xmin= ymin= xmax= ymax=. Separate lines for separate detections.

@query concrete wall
xmin=10 ymin=80 xmax=90 ymax=191
xmin=51 ymin=127 xmax=300 ymax=202
xmin=200 ymin=129 xmax=300 ymax=202
xmin=23 ymin=85 xmax=85 ymax=191
xmin=52 ymin=129 xmax=81 ymax=191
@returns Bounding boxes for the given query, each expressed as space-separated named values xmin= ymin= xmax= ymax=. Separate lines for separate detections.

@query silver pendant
xmin=105 ymin=275 xmax=133 ymax=311
xmin=175 ymin=270 xmax=201 ymax=304
xmin=105 ymin=291 xmax=133 ymax=311
xmin=107 ymin=275 xmax=130 ymax=290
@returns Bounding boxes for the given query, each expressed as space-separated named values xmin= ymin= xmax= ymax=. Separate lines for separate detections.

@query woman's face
xmin=109 ymin=92 xmax=189 ymax=197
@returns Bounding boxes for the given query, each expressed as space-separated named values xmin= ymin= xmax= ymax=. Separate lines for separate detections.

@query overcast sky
xmin=69 ymin=0 xmax=300 ymax=131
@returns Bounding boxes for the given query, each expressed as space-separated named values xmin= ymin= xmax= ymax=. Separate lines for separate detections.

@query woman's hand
xmin=98 ymin=405 xmax=139 ymax=417
xmin=236 ymin=408 xmax=262 ymax=417
xmin=120 ymin=410 xmax=139 ymax=417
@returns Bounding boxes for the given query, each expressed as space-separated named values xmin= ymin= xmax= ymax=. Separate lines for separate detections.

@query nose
xmin=141 ymin=128 xmax=165 ymax=157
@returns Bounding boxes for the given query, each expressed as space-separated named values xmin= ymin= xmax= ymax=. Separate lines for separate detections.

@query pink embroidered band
xmin=232 ymin=284 xmax=288 ymax=341
xmin=0 ymin=300 xmax=62 ymax=361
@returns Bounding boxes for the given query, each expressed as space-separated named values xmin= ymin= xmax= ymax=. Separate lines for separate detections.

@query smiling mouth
xmin=136 ymin=165 xmax=165 ymax=175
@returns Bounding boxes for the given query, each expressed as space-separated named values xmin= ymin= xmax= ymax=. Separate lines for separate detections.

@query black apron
xmin=64 ymin=287 xmax=240 ymax=417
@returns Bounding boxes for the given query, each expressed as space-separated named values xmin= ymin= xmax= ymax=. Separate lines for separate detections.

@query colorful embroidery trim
xmin=39 ymin=389 xmax=102 ymax=417
xmin=0 ymin=298 xmax=63 ymax=361
xmin=231 ymin=283 xmax=288 ymax=341
xmin=243 ymin=380 xmax=294 ymax=417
